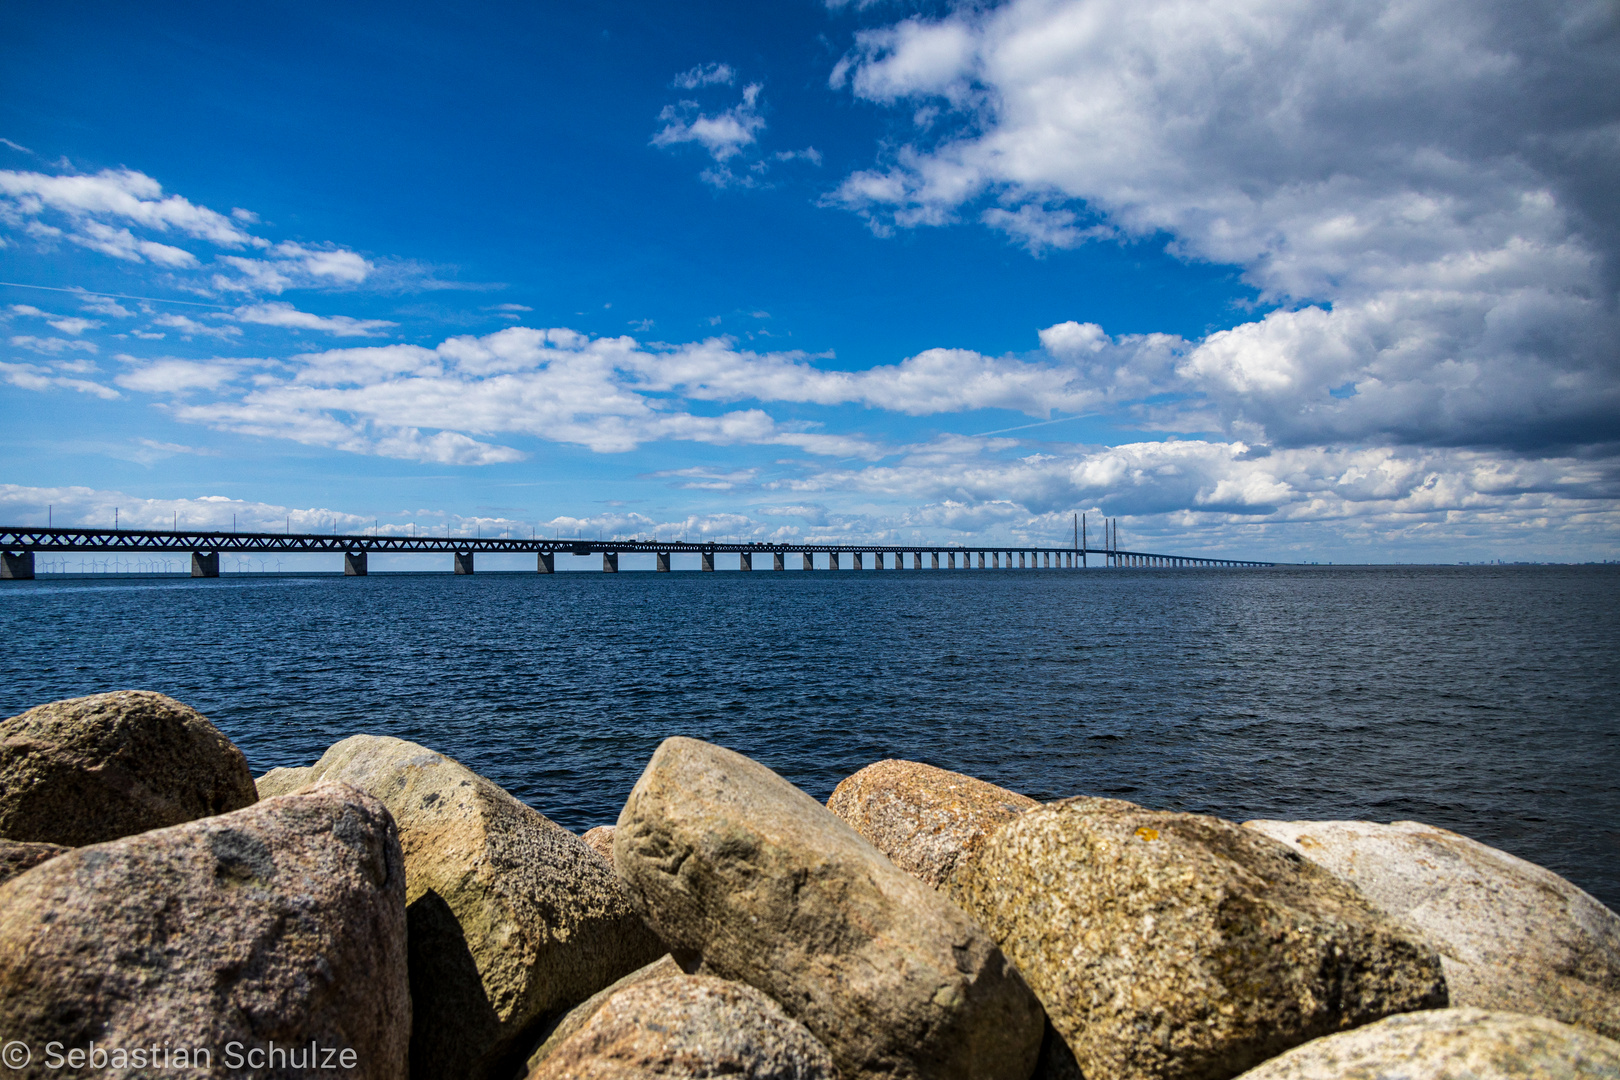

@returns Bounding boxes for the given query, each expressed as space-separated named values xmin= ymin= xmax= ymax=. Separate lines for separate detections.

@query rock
xmin=1244 ymin=818 xmax=1620 ymax=1040
xmin=827 ymin=758 xmax=1038 ymax=888
xmin=526 ymin=974 xmax=839 ymax=1080
xmin=0 ymin=690 xmax=257 ymax=846
xmin=526 ymin=955 xmax=687 ymax=1073
xmin=284 ymin=734 xmax=664 ymax=1080
xmin=1232 ymin=1007 xmax=1620 ymax=1079
xmin=0 ymin=838 xmax=67 ymax=885
xmin=581 ymin=824 xmax=616 ymax=863
xmin=256 ymin=764 xmax=315 ymax=798
xmin=614 ymin=736 xmax=1044 ymax=1080
xmin=948 ymin=796 xmax=1449 ymax=1080
xmin=0 ymin=781 xmax=409 ymax=1080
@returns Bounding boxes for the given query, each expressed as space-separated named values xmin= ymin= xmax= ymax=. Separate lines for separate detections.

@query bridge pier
xmin=344 ymin=551 xmax=368 ymax=576
xmin=911 ymin=552 xmax=921 ymax=570
xmin=191 ymin=551 xmax=219 ymax=578
xmin=947 ymin=552 xmax=956 ymax=569
xmin=1018 ymin=552 xmax=1026 ymax=569
xmin=874 ymin=552 xmax=885 ymax=569
xmin=829 ymin=552 xmax=840 ymax=570
xmin=454 ymin=551 xmax=474 ymax=574
xmin=603 ymin=552 xmax=619 ymax=572
xmin=1 ymin=551 xmax=35 ymax=580
xmin=701 ymin=550 xmax=715 ymax=572
xmin=803 ymin=552 xmax=814 ymax=571
xmin=932 ymin=551 xmax=940 ymax=569
xmin=740 ymin=551 xmax=753 ymax=571
xmin=773 ymin=552 xmax=785 ymax=571
xmin=538 ymin=552 xmax=555 ymax=573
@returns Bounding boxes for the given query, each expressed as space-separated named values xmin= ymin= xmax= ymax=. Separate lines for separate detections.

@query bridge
xmin=0 ymin=525 xmax=1274 ymax=578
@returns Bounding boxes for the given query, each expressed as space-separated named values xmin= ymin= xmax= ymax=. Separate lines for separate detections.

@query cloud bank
xmin=829 ymin=0 xmax=1620 ymax=456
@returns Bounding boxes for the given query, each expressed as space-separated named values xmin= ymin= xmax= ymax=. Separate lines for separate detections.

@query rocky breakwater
xmin=257 ymin=735 xmax=664 ymax=1080
xmin=4 ymin=694 xmax=1619 ymax=1080
xmin=613 ymin=737 xmax=1047 ymax=1080
xmin=832 ymin=757 xmax=1620 ymax=1080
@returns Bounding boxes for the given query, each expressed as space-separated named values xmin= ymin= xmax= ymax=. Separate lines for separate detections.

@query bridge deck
xmin=0 ymin=527 xmax=1273 ymax=577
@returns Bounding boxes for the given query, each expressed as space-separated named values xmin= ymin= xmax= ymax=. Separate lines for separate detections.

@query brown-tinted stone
xmin=581 ymin=824 xmax=616 ymax=863
xmin=0 ymin=838 xmax=67 ymax=885
xmin=278 ymin=734 xmax=664 ymax=1080
xmin=1233 ymin=1007 xmax=1620 ymax=1079
xmin=0 ymin=690 xmax=257 ymax=846
xmin=949 ymin=796 xmax=1448 ymax=1080
xmin=827 ymin=758 xmax=1037 ymax=887
xmin=614 ymin=736 xmax=1044 ymax=1080
xmin=526 ymin=975 xmax=838 ymax=1080
xmin=0 ymin=781 xmax=409 ymax=1080
xmin=1245 ymin=818 xmax=1620 ymax=1040
xmin=256 ymin=764 xmax=314 ymax=798
xmin=525 ymin=956 xmax=691 ymax=1074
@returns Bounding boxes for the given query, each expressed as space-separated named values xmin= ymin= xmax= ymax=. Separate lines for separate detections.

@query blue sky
xmin=3 ymin=0 xmax=1617 ymax=564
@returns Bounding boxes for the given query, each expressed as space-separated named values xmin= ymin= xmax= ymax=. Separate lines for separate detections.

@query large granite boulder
xmin=614 ymin=736 xmax=1045 ymax=1080
xmin=527 ymin=975 xmax=839 ymax=1080
xmin=1245 ymin=818 xmax=1620 ymax=1040
xmin=0 ymin=781 xmax=409 ymax=1080
xmin=948 ymin=796 xmax=1448 ymax=1080
xmin=827 ymin=758 xmax=1037 ymax=888
xmin=1233 ymin=1007 xmax=1620 ymax=1079
xmin=0 ymin=838 xmax=67 ymax=885
xmin=0 ymin=690 xmax=257 ymax=845
xmin=267 ymin=735 xmax=664 ymax=1080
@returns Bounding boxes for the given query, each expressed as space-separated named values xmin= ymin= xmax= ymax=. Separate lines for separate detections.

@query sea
xmin=2 ymin=563 xmax=1616 ymax=911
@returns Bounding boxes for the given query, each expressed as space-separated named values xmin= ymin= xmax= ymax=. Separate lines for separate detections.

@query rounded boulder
xmin=527 ymin=975 xmax=838 ymax=1080
xmin=1233 ymin=1007 xmax=1620 ymax=1079
xmin=949 ymin=796 xmax=1449 ymax=1080
xmin=1245 ymin=818 xmax=1620 ymax=1040
xmin=827 ymin=758 xmax=1037 ymax=888
xmin=0 ymin=780 xmax=410 ymax=1080
xmin=0 ymin=690 xmax=257 ymax=845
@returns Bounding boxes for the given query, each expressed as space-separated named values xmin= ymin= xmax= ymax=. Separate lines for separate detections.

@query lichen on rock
xmin=949 ymin=796 xmax=1449 ymax=1080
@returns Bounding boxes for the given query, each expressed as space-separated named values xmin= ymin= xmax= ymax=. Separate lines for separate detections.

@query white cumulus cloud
xmin=829 ymin=0 xmax=1620 ymax=455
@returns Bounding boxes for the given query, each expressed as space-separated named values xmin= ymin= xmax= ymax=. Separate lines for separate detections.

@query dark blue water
xmin=2 ymin=565 xmax=1616 ymax=910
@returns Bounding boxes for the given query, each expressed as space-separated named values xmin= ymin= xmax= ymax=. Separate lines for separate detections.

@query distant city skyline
xmin=3 ymin=0 xmax=1617 ymax=563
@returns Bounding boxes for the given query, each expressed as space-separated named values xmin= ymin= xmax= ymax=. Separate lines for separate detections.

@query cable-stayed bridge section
xmin=0 ymin=526 xmax=1273 ymax=579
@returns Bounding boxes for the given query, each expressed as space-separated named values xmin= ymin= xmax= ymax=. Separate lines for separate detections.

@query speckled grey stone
xmin=1233 ymin=1007 xmax=1620 ymax=1079
xmin=0 ymin=781 xmax=409 ymax=1080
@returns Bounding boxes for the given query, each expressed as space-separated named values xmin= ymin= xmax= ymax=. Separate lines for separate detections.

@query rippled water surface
xmin=2 ymin=564 xmax=1616 ymax=909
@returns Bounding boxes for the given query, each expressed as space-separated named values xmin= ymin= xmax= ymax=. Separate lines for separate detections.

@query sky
xmin=2 ymin=0 xmax=1617 ymax=565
